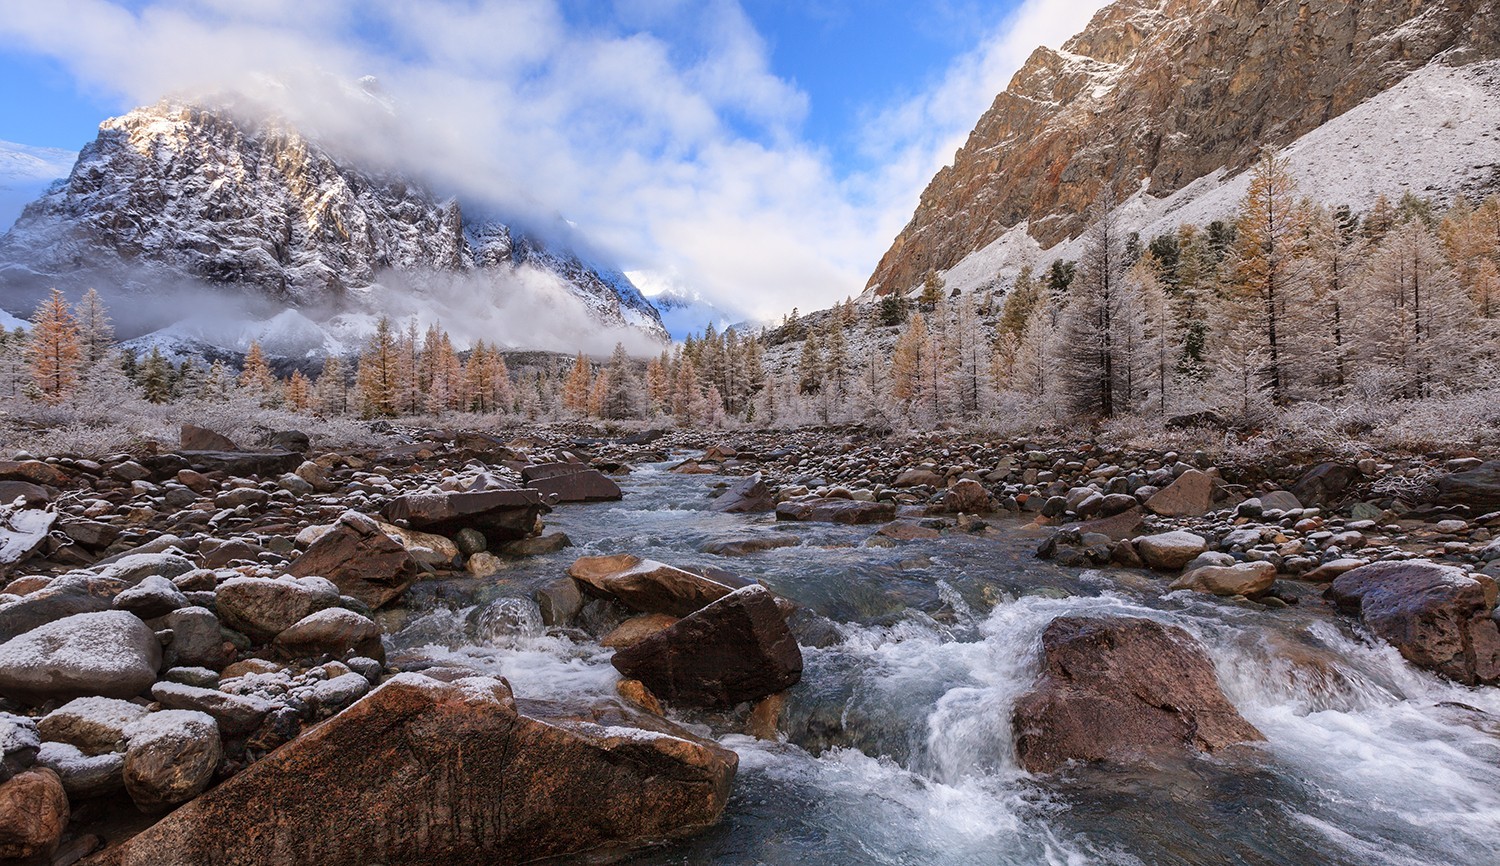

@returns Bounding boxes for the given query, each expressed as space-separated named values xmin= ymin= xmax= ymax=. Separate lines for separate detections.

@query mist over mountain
xmin=0 ymin=97 xmax=669 ymax=356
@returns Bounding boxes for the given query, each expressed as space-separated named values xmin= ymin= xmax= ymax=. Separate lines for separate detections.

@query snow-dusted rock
xmin=214 ymin=576 xmax=339 ymax=642
xmin=1135 ymin=531 xmax=1209 ymax=571
xmin=0 ymin=714 xmax=39 ymax=782
xmin=113 ymin=575 xmax=189 ymax=619
xmin=0 ymin=611 xmax=162 ymax=705
xmin=38 ymin=697 xmax=148 ymax=756
xmin=122 ymin=710 xmax=221 ymax=810
xmin=35 ymin=740 xmax=124 ymax=798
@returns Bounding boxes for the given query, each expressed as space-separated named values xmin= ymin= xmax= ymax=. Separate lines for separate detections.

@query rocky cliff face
xmin=867 ymin=0 xmax=1500 ymax=296
xmin=0 ymin=101 xmax=666 ymax=344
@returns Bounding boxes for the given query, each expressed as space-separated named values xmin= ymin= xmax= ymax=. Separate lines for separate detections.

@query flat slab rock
xmin=775 ymin=498 xmax=896 ymax=525
xmin=89 ymin=673 xmax=736 ymax=866
xmin=1012 ymin=616 xmax=1263 ymax=773
xmin=1326 ymin=560 xmax=1500 ymax=685
xmin=383 ymin=489 xmax=548 ymax=544
xmin=568 ymin=554 xmax=747 ymax=617
xmin=523 ymin=466 xmax=623 ymax=503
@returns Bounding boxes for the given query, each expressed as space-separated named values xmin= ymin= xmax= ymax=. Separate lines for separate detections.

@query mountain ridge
xmin=0 ymin=99 xmax=669 ymax=351
xmin=867 ymin=0 xmax=1500 ymax=297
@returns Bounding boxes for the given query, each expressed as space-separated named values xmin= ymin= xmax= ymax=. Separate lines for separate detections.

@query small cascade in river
xmin=387 ymin=462 xmax=1500 ymax=866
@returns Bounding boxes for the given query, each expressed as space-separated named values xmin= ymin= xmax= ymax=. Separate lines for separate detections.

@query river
xmin=384 ymin=460 xmax=1500 ymax=866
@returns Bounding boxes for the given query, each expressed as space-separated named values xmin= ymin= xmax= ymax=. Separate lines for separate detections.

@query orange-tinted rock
xmin=287 ymin=512 xmax=417 ymax=609
xmin=568 ymin=555 xmax=739 ymax=617
xmin=1013 ymin=616 xmax=1262 ymax=773
xmin=0 ymin=768 xmax=67 ymax=861
xmin=612 ymin=586 xmax=802 ymax=709
xmin=98 ymin=674 xmax=736 ymax=866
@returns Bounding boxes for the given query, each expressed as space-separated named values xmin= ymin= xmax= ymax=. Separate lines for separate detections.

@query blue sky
xmin=2 ymin=1 xmax=1021 ymax=161
xmin=0 ymin=0 xmax=1106 ymax=318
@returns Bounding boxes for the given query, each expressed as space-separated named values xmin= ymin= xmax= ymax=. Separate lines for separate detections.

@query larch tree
xmin=74 ymin=288 xmax=114 ymax=366
xmin=356 ymin=317 xmax=402 ymax=418
xmin=1129 ymin=255 xmax=1179 ymax=416
xmin=602 ymin=343 xmax=642 ymax=420
xmin=672 ymin=355 xmax=701 ymax=425
xmin=1298 ymin=205 xmax=1361 ymax=395
xmin=238 ymin=341 xmax=277 ymax=394
xmin=889 ymin=310 xmax=926 ymax=405
xmin=918 ymin=270 xmax=946 ymax=311
xmin=823 ymin=322 xmax=848 ymax=399
xmin=488 ymin=347 xmax=514 ymax=413
xmin=1057 ymin=191 xmax=1133 ymax=418
xmin=561 ymin=352 xmax=593 ymax=415
xmin=0 ymin=328 xmax=31 ymax=400
xmin=1355 ymin=221 xmax=1471 ymax=399
xmin=28 ymin=288 xmax=83 ymax=404
xmin=314 ymin=355 xmax=348 ymax=416
xmin=284 ymin=369 xmax=313 ymax=412
xmin=1229 ymin=150 xmax=1307 ymax=404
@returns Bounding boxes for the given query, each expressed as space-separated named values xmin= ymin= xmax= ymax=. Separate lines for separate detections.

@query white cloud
xmin=0 ymin=0 xmax=1109 ymax=324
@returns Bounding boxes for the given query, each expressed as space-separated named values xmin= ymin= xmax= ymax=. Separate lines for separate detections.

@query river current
xmin=385 ymin=460 xmax=1500 ymax=866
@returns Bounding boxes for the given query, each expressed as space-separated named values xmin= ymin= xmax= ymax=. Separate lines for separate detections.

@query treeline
xmin=812 ymin=152 xmax=1499 ymax=427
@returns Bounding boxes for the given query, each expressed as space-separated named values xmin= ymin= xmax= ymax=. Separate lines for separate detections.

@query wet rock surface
xmin=1012 ymin=616 xmax=1264 ymax=773
xmin=97 ymin=674 xmax=736 ymax=866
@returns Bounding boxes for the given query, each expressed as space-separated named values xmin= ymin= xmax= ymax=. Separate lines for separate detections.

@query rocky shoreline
xmin=0 ymin=422 xmax=1497 ymax=863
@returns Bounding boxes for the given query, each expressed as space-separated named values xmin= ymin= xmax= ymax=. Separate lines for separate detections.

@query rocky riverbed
xmin=0 ymin=422 xmax=1498 ymax=864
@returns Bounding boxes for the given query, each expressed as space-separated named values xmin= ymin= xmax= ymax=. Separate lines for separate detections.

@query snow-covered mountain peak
xmin=0 ymin=98 xmax=668 ymax=353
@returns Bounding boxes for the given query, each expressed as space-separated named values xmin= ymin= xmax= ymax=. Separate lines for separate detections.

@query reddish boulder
xmin=96 ymin=674 xmax=736 ymax=866
xmin=1435 ymin=460 xmax=1500 ymax=511
xmin=1144 ymin=469 xmax=1215 ymax=517
xmin=1326 ymin=560 xmax=1500 ymax=685
xmin=0 ymin=768 xmax=67 ymax=862
xmin=942 ymin=479 xmax=993 ymax=514
xmin=568 ymin=554 xmax=739 ymax=617
xmin=1012 ymin=616 xmax=1263 ymax=773
xmin=179 ymin=425 xmax=239 ymax=452
xmin=611 ymin=586 xmax=802 ymax=709
xmin=523 ymin=466 xmax=623 ymax=502
xmin=288 ymin=512 xmax=417 ymax=609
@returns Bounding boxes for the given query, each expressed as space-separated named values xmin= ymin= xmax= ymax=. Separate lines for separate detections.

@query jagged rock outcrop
xmin=0 ymin=99 xmax=667 ymax=343
xmin=868 ymin=0 xmax=1500 ymax=295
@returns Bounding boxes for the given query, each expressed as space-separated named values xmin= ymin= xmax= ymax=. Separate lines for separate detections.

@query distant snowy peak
xmin=627 ymin=270 xmax=744 ymax=340
xmin=0 ymin=99 xmax=667 ymax=350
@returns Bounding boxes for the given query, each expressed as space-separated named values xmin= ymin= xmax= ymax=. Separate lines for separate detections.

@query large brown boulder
xmin=1434 ymin=461 xmax=1500 ymax=511
xmin=1012 ymin=616 xmax=1263 ymax=773
xmin=179 ymin=424 xmax=239 ymax=452
xmin=95 ymin=674 xmax=736 ymax=866
xmin=775 ymin=498 xmax=896 ymax=525
xmin=612 ymin=586 xmax=802 ymax=709
xmin=0 ymin=768 xmax=67 ymax=861
xmin=568 ymin=555 xmax=740 ymax=617
xmin=942 ymin=479 xmax=993 ymax=514
xmin=522 ymin=464 xmax=623 ymax=502
xmin=383 ymin=489 xmax=549 ymax=545
xmin=1144 ymin=469 xmax=1214 ymax=517
xmin=288 ymin=512 xmax=417 ymax=609
xmin=1326 ymin=560 xmax=1500 ymax=685
xmin=710 ymin=473 xmax=775 ymax=514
